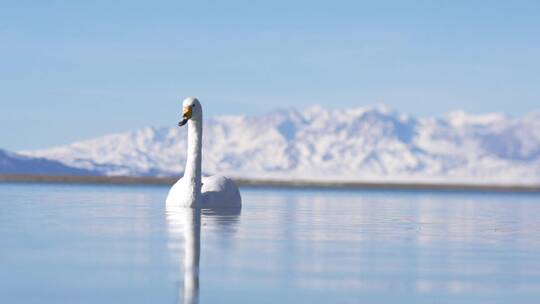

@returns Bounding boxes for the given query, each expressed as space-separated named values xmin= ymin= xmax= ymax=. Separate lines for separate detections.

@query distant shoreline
xmin=1 ymin=174 xmax=539 ymax=193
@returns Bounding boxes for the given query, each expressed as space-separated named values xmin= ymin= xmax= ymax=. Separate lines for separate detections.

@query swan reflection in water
xmin=166 ymin=205 xmax=241 ymax=304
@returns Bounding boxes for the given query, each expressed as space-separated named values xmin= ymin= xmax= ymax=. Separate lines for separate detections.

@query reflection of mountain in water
xmin=167 ymin=206 xmax=241 ymax=304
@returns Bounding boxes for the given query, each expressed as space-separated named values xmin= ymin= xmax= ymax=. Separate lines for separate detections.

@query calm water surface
xmin=1 ymin=183 xmax=539 ymax=303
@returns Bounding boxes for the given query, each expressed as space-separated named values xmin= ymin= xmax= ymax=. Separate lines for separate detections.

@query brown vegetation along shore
xmin=1 ymin=174 xmax=539 ymax=193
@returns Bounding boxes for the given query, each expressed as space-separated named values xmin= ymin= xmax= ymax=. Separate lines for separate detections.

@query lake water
xmin=1 ymin=183 xmax=539 ymax=303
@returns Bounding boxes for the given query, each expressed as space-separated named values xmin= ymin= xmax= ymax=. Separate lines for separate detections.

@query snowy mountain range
xmin=0 ymin=149 xmax=95 ymax=176
xmin=19 ymin=105 xmax=540 ymax=184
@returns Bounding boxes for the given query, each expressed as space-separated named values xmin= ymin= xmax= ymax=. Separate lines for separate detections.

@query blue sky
xmin=1 ymin=1 xmax=539 ymax=150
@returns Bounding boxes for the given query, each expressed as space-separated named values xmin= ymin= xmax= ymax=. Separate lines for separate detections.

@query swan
xmin=166 ymin=97 xmax=242 ymax=209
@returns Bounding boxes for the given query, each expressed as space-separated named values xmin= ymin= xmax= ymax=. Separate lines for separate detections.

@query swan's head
xmin=178 ymin=97 xmax=202 ymax=127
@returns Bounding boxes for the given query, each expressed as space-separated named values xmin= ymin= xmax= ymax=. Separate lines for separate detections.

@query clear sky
xmin=1 ymin=1 xmax=539 ymax=150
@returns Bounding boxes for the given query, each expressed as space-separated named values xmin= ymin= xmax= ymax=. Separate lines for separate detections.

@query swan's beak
xmin=178 ymin=106 xmax=193 ymax=127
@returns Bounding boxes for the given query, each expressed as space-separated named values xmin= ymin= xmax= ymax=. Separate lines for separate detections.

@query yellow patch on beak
xmin=183 ymin=106 xmax=193 ymax=119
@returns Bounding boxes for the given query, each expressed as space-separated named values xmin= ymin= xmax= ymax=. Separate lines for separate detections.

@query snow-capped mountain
xmin=0 ymin=149 xmax=95 ymax=176
xmin=21 ymin=105 xmax=540 ymax=184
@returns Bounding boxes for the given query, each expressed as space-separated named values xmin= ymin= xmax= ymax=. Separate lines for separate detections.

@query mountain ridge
xmin=0 ymin=149 xmax=96 ymax=176
xmin=20 ymin=105 xmax=540 ymax=184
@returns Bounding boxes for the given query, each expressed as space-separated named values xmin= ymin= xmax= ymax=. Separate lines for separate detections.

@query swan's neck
xmin=184 ymin=117 xmax=203 ymax=207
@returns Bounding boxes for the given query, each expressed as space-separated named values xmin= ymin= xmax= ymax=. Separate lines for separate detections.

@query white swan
xmin=166 ymin=97 xmax=242 ymax=209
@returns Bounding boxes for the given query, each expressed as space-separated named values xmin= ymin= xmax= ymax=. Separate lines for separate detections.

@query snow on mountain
xmin=20 ymin=106 xmax=540 ymax=184
xmin=0 ymin=149 xmax=96 ymax=176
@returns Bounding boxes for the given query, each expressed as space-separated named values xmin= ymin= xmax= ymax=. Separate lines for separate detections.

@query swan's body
xmin=167 ymin=175 xmax=241 ymax=208
xmin=166 ymin=97 xmax=241 ymax=209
